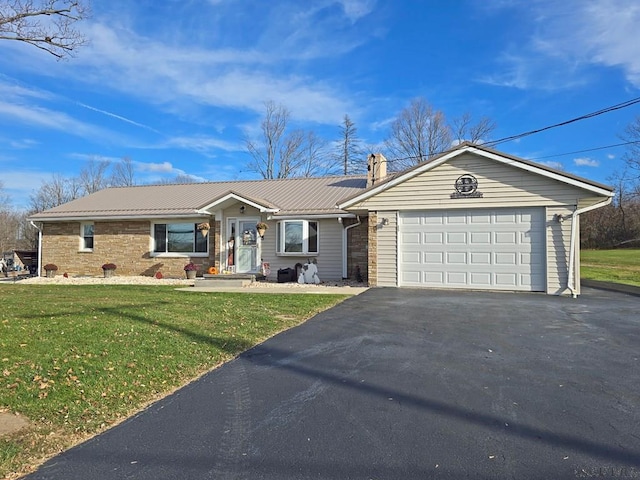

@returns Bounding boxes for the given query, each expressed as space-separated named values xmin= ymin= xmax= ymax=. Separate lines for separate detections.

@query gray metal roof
xmin=29 ymin=175 xmax=368 ymax=221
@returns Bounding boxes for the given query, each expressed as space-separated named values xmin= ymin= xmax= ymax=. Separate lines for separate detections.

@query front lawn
xmin=580 ymin=248 xmax=640 ymax=287
xmin=0 ymin=285 xmax=348 ymax=479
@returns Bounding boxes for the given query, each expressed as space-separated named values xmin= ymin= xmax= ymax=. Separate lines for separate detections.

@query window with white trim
xmin=80 ymin=223 xmax=94 ymax=251
xmin=153 ymin=222 xmax=208 ymax=254
xmin=276 ymin=220 xmax=318 ymax=255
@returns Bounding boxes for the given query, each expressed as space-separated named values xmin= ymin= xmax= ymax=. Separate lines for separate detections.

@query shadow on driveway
xmin=25 ymin=287 xmax=640 ymax=480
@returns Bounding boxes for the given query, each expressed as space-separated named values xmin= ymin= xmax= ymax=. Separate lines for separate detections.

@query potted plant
xmin=184 ymin=262 xmax=198 ymax=279
xmin=197 ymin=222 xmax=210 ymax=238
xmin=256 ymin=221 xmax=268 ymax=239
xmin=102 ymin=263 xmax=117 ymax=278
xmin=43 ymin=263 xmax=58 ymax=278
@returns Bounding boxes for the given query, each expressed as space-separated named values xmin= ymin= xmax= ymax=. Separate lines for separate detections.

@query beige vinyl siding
xmin=259 ymin=217 xmax=344 ymax=282
xmin=352 ymin=154 xmax=595 ymax=211
xmin=545 ymin=206 xmax=574 ymax=295
xmin=377 ymin=211 xmax=397 ymax=287
xmin=221 ymin=203 xmax=343 ymax=280
xmin=578 ymin=196 xmax=610 ymax=209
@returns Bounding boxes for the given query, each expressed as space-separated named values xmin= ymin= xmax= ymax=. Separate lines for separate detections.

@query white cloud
xmin=5 ymin=138 xmax=39 ymax=150
xmin=574 ymin=157 xmax=600 ymax=167
xmin=164 ymin=136 xmax=242 ymax=154
xmin=0 ymin=100 xmax=114 ymax=140
xmin=29 ymin=1 xmax=370 ymax=126
xmin=607 ymin=154 xmax=615 ymax=159
xmin=0 ymin=76 xmax=54 ymax=101
xmin=479 ymin=0 xmax=640 ymax=89
xmin=563 ymin=1 xmax=640 ymax=87
xmin=538 ymin=160 xmax=564 ymax=170
xmin=137 ymin=161 xmax=175 ymax=174
xmin=479 ymin=52 xmax=588 ymax=91
xmin=337 ymin=0 xmax=376 ymax=22
xmin=68 ymin=153 xmax=123 ymax=163
xmin=134 ymin=161 xmax=207 ymax=183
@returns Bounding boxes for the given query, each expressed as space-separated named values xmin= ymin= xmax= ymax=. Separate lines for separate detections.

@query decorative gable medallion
xmin=451 ymin=174 xmax=483 ymax=199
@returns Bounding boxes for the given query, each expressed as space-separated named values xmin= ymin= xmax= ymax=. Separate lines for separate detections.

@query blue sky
xmin=1 ymin=0 xmax=640 ymax=208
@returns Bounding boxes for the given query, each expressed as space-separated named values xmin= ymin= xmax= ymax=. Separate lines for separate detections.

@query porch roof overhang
xmin=198 ymin=191 xmax=280 ymax=214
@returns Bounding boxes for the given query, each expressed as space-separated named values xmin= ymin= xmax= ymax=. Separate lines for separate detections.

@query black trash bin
xmin=277 ymin=267 xmax=295 ymax=283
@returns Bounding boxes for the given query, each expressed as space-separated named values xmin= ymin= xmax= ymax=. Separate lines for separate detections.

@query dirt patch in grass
xmin=0 ymin=412 xmax=28 ymax=437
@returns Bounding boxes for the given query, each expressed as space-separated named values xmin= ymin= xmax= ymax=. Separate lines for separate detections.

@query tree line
xmin=580 ymin=117 xmax=640 ymax=249
xmin=246 ymin=99 xmax=495 ymax=179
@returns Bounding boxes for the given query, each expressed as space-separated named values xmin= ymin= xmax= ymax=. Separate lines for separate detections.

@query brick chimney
xmin=367 ymin=153 xmax=387 ymax=188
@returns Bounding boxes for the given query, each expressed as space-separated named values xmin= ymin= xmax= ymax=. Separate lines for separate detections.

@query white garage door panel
xmin=399 ymin=208 xmax=545 ymax=291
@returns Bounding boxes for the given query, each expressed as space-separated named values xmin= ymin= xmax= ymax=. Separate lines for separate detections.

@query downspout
xmin=566 ymin=197 xmax=613 ymax=298
xmin=342 ymin=215 xmax=361 ymax=279
xmin=29 ymin=221 xmax=42 ymax=278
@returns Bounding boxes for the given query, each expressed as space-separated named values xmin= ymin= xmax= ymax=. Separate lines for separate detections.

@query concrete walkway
xmin=179 ymin=285 xmax=369 ymax=295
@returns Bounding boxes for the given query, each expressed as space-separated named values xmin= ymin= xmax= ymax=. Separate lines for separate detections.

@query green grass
xmin=0 ymin=285 xmax=348 ymax=478
xmin=581 ymin=248 xmax=640 ymax=287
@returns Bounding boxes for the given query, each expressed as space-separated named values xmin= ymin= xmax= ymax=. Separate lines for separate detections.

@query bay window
xmin=276 ymin=220 xmax=318 ymax=255
xmin=153 ymin=222 xmax=208 ymax=254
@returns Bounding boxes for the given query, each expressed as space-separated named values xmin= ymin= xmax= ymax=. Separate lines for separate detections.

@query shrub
xmin=43 ymin=264 xmax=58 ymax=271
xmin=101 ymin=263 xmax=117 ymax=270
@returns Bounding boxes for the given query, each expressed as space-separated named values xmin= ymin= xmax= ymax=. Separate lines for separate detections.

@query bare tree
xmin=245 ymin=101 xmax=330 ymax=179
xmin=451 ymin=112 xmax=496 ymax=145
xmin=110 ymin=156 xmax=136 ymax=187
xmin=29 ymin=173 xmax=80 ymax=212
xmin=580 ymin=165 xmax=640 ymax=248
xmin=159 ymin=174 xmax=199 ymax=184
xmin=0 ymin=0 xmax=88 ymax=59
xmin=299 ymin=131 xmax=329 ymax=177
xmin=0 ymin=182 xmax=32 ymax=253
xmin=246 ymin=101 xmax=298 ymax=179
xmin=385 ymin=98 xmax=453 ymax=170
xmin=334 ymin=114 xmax=364 ymax=175
xmin=0 ymin=179 xmax=11 ymax=209
xmin=0 ymin=180 xmax=15 ymax=253
xmin=621 ymin=115 xmax=640 ymax=175
xmin=78 ymin=158 xmax=111 ymax=194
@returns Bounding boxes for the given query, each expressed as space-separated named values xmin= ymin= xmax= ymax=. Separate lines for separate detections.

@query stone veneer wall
xmin=367 ymin=212 xmax=377 ymax=286
xmin=41 ymin=220 xmax=218 ymax=278
xmin=345 ymin=216 xmax=368 ymax=282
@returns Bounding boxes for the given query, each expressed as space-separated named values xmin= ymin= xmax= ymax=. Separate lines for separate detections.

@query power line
xmin=530 ymin=140 xmax=640 ymax=161
xmin=484 ymin=96 xmax=640 ymax=148
xmin=380 ymin=96 xmax=640 ymax=165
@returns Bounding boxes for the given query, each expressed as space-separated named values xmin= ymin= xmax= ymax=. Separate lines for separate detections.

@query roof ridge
xmin=109 ymin=174 xmax=367 ymax=190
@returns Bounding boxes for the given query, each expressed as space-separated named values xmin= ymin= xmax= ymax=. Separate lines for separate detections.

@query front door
xmin=228 ymin=218 xmax=260 ymax=273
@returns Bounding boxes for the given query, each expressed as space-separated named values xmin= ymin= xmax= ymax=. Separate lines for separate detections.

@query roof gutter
xmin=27 ymin=213 xmax=213 ymax=222
xmin=566 ymin=196 xmax=613 ymax=298
xmin=266 ymin=213 xmax=355 ymax=220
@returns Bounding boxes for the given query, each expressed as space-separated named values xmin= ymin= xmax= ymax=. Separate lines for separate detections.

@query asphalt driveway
xmin=26 ymin=288 xmax=640 ymax=479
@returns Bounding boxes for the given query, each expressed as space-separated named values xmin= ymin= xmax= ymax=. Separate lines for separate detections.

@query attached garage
xmin=399 ymin=208 xmax=545 ymax=291
xmin=339 ymin=143 xmax=614 ymax=296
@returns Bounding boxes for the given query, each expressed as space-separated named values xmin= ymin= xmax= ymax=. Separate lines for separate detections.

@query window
xmin=276 ymin=220 xmax=318 ymax=255
xmin=80 ymin=223 xmax=94 ymax=251
xmin=153 ymin=222 xmax=208 ymax=254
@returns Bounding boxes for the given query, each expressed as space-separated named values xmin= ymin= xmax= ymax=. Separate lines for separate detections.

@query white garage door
xmin=399 ymin=208 xmax=545 ymax=291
